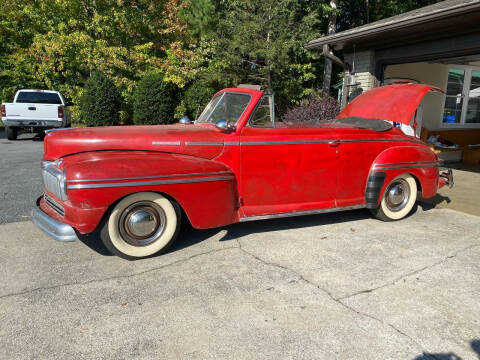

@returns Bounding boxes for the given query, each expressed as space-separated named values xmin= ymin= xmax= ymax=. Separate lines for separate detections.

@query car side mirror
xmin=179 ymin=116 xmax=192 ymax=124
xmin=215 ymin=119 xmax=235 ymax=132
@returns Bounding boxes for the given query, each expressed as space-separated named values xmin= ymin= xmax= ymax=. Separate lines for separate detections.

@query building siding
xmin=342 ymin=51 xmax=379 ymax=104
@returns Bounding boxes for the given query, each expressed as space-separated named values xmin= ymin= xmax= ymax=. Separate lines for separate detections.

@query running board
xmin=239 ymin=205 xmax=366 ymax=222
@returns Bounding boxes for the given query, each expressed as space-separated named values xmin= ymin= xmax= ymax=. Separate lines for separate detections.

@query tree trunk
xmin=366 ymin=0 xmax=370 ymax=23
xmin=322 ymin=0 xmax=338 ymax=95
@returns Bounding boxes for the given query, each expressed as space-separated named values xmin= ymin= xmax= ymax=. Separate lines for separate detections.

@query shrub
xmin=184 ymin=80 xmax=216 ymax=119
xmin=81 ymin=71 xmax=122 ymax=127
xmin=133 ymin=72 xmax=177 ymax=125
xmin=282 ymin=91 xmax=340 ymax=125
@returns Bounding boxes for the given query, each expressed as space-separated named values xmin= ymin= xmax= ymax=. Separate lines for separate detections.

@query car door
xmin=239 ymin=94 xmax=339 ymax=217
xmin=334 ymin=128 xmax=390 ymax=207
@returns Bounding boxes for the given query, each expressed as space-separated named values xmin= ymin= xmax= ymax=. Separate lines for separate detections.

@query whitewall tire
xmin=372 ymin=173 xmax=417 ymax=221
xmin=101 ymin=192 xmax=181 ymax=259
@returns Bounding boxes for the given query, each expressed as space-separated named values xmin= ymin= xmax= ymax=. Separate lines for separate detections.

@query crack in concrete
xmin=3 ymin=233 xmax=478 ymax=358
xmin=0 ymin=245 xmax=239 ymax=301
xmin=338 ymin=242 xmax=480 ymax=301
xmin=235 ymin=239 xmax=465 ymax=357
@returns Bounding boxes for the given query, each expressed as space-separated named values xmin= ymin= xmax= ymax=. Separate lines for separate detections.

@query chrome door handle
xmin=328 ymin=140 xmax=340 ymax=147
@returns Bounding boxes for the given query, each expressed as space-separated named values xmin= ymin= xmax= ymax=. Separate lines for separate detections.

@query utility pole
xmin=322 ymin=0 xmax=338 ymax=94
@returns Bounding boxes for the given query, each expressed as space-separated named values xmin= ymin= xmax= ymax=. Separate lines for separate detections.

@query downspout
xmin=322 ymin=44 xmax=351 ymax=109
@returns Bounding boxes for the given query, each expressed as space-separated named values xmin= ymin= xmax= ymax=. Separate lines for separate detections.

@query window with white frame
xmin=443 ymin=66 xmax=480 ymax=126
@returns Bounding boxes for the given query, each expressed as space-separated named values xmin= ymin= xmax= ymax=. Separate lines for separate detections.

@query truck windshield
xmin=196 ymin=92 xmax=251 ymax=126
xmin=16 ymin=92 xmax=62 ymax=104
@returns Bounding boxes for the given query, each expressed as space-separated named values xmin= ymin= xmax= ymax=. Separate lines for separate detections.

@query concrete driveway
xmin=1 ymin=132 xmax=479 ymax=359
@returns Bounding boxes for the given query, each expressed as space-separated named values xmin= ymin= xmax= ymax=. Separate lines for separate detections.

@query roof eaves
xmin=305 ymin=0 xmax=480 ymax=50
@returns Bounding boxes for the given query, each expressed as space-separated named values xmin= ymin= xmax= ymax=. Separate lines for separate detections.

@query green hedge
xmin=132 ymin=72 xmax=177 ymax=125
xmin=81 ymin=71 xmax=122 ymax=127
xmin=184 ymin=80 xmax=216 ymax=119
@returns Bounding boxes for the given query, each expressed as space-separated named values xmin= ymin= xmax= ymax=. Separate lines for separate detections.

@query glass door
xmin=443 ymin=66 xmax=480 ymax=126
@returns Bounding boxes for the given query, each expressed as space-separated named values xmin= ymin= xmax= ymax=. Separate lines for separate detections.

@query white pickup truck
xmin=1 ymin=89 xmax=72 ymax=140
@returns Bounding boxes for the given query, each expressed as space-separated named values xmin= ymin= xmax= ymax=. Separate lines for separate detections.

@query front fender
xmin=60 ymin=151 xmax=239 ymax=232
xmin=366 ymin=145 xmax=440 ymax=208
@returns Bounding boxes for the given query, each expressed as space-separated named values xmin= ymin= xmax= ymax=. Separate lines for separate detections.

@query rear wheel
xmin=371 ymin=173 xmax=417 ymax=221
xmin=6 ymin=126 xmax=17 ymax=140
xmin=101 ymin=192 xmax=181 ymax=260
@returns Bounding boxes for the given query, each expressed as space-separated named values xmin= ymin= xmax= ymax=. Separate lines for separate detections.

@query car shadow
xmin=74 ymin=195 xmax=455 ymax=259
xmin=77 ymin=228 xmax=113 ymax=256
xmin=412 ymin=339 xmax=480 ymax=360
xmin=417 ymin=193 xmax=452 ymax=211
xmin=1 ymin=129 xmax=44 ymax=141
xmin=77 ymin=209 xmax=372 ymax=258
xmin=17 ymin=133 xmax=45 ymax=141
xmin=168 ymin=208 xmax=372 ymax=254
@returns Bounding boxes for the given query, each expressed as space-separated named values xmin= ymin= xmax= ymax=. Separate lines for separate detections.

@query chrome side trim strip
xmin=339 ymin=138 xmax=424 ymax=145
xmin=373 ymin=164 xmax=440 ymax=170
xmin=241 ymin=140 xmax=332 ymax=145
xmin=376 ymin=160 xmax=442 ymax=167
xmin=239 ymin=138 xmax=424 ymax=146
xmin=149 ymin=138 xmax=424 ymax=148
xmin=67 ymin=171 xmax=233 ymax=183
xmin=67 ymin=176 xmax=234 ymax=190
xmin=31 ymin=207 xmax=77 ymax=242
xmin=185 ymin=141 xmax=224 ymax=146
xmin=152 ymin=141 xmax=181 ymax=146
xmin=240 ymin=204 xmax=366 ymax=222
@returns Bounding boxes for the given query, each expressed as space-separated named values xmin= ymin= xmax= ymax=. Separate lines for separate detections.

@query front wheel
xmin=6 ymin=126 xmax=17 ymax=140
xmin=371 ymin=173 xmax=417 ymax=221
xmin=101 ymin=192 xmax=181 ymax=260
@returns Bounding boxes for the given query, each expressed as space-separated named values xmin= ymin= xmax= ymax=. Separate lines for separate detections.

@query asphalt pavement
xmin=0 ymin=130 xmax=44 ymax=224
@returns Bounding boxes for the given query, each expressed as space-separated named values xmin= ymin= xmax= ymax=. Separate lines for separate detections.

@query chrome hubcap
xmin=385 ymin=179 xmax=410 ymax=212
xmin=119 ymin=201 xmax=166 ymax=246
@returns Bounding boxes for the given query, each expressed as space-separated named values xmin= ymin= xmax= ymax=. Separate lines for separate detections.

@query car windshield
xmin=196 ymin=92 xmax=251 ymax=125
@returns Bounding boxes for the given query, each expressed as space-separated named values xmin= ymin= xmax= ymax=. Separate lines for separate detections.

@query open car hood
xmin=336 ymin=84 xmax=443 ymax=125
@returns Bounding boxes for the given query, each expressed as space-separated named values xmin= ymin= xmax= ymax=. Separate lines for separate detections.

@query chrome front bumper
xmin=31 ymin=207 xmax=77 ymax=242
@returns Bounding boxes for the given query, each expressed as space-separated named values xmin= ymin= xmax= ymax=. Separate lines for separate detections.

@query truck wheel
xmin=371 ymin=174 xmax=417 ymax=221
xmin=6 ymin=126 xmax=17 ymax=140
xmin=100 ymin=192 xmax=181 ymax=260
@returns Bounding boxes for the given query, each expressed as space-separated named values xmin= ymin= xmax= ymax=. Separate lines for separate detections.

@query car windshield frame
xmin=196 ymin=92 xmax=252 ymax=126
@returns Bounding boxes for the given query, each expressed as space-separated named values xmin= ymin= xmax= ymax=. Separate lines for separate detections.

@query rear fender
xmin=365 ymin=145 xmax=439 ymax=208
xmin=61 ymin=151 xmax=239 ymax=232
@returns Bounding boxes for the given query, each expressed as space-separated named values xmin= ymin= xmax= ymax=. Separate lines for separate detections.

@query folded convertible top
xmin=334 ymin=117 xmax=392 ymax=131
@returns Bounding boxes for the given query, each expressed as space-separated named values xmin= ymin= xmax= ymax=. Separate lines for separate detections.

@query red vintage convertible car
xmin=32 ymin=83 xmax=453 ymax=259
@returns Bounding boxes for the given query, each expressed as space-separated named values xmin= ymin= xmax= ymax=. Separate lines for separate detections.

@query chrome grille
xmin=41 ymin=161 xmax=67 ymax=200
xmin=44 ymin=193 xmax=65 ymax=217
